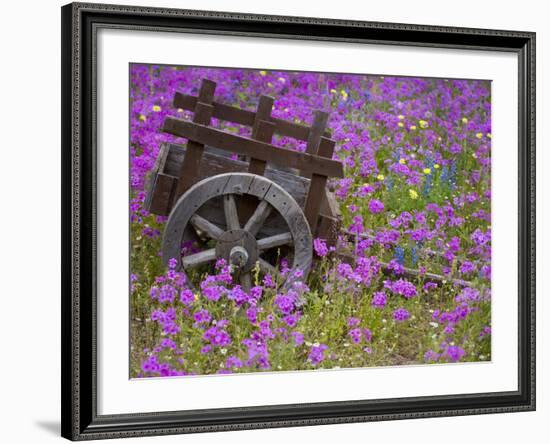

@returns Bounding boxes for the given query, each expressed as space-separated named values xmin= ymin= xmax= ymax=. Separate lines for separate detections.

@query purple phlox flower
xmin=349 ymin=328 xmax=362 ymax=344
xmin=371 ymin=291 xmax=387 ymax=308
xmin=313 ymin=238 xmax=329 ymax=257
xmin=459 ymin=261 xmax=475 ymax=275
xmin=228 ymin=285 xmax=249 ymax=305
xmin=179 ymin=289 xmax=194 ymax=306
xmin=283 ymin=314 xmax=299 ymax=327
xmin=386 ymin=259 xmax=405 ymax=275
xmin=291 ymin=331 xmax=304 ymax=346
xmin=263 ymin=273 xmax=276 ymax=288
xmin=368 ymin=199 xmax=385 ymax=214
xmin=246 ymin=307 xmax=258 ymax=324
xmin=308 ymin=343 xmax=329 ymax=365
xmin=444 ymin=345 xmax=465 ymax=362
xmin=160 ymin=338 xmax=177 ymax=350
xmin=193 ymin=309 xmax=212 ymax=325
xmin=423 ymin=282 xmax=438 ymax=292
xmin=225 ymin=356 xmax=243 ymax=369
xmin=390 ymin=279 xmax=418 ymax=298
xmin=274 ymin=294 xmax=294 ymax=315
xmin=393 ymin=307 xmax=410 ymax=322
xmin=203 ymin=326 xmax=232 ymax=347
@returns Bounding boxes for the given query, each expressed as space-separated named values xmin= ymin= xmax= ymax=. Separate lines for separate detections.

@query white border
xmin=97 ymin=29 xmax=518 ymax=415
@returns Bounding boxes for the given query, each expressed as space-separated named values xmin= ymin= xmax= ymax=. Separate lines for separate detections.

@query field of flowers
xmin=130 ymin=64 xmax=492 ymax=377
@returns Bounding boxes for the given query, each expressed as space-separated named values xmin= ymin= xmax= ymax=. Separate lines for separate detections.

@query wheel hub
xmin=215 ymin=229 xmax=258 ymax=272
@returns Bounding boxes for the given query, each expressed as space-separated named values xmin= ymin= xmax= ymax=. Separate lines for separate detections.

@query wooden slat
xmin=248 ymin=120 xmax=276 ymax=175
xmin=160 ymin=142 xmax=311 ymax=206
xmin=223 ymin=194 xmax=240 ymax=230
xmin=252 ymin=96 xmax=274 ymax=137
xmin=320 ymin=189 xmax=340 ymax=219
xmin=148 ymin=173 xmax=176 ymax=216
xmin=144 ymin=143 xmax=169 ymax=213
xmin=175 ymin=79 xmax=216 ymax=196
xmin=301 ymin=110 xmax=329 ymax=178
xmin=316 ymin=214 xmax=340 ymax=246
xmin=241 ymin=96 xmax=276 ymax=221
xmin=181 ymin=248 xmax=217 ymax=269
xmin=243 ymin=200 xmax=272 ymax=236
xmin=257 ymin=232 xmax=293 ymax=250
xmin=173 ymin=91 xmax=331 ymax=141
xmin=163 ymin=118 xmax=343 ymax=178
xmin=190 ymin=214 xmax=224 ymax=240
xmin=304 ymin=137 xmax=336 ymax=233
xmin=249 ymin=96 xmax=275 ymax=176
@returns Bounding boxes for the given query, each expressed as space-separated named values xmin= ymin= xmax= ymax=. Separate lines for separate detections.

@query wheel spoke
xmin=190 ymin=214 xmax=224 ymax=240
xmin=181 ymin=248 xmax=217 ymax=269
xmin=223 ymin=194 xmax=240 ymax=230
xmin=239 ymin=272 xmax=252 ymax=291
xmin=243 ymin=200 xmax=272 ymax=237
xmin=257 ymin=232 xmax=293 ymax=251
xmin=258 ymin=258 xmax=279 ymax=278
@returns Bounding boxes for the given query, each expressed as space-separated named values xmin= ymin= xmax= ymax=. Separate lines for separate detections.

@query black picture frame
xmin=61 ymin=2 xmax=536 ymax=440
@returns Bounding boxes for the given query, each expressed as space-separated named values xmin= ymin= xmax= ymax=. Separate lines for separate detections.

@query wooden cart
xmin=145 ymin=79 xmax=343 ymax=290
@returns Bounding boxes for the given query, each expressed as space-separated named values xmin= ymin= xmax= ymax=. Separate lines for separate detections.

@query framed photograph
xmin=61 ymin=2 xmax=535 ymax=440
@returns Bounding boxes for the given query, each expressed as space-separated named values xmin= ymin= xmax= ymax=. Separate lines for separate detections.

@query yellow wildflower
xmin=419 ymin=120 xmax=429 ymax=129
xmin=177 ymin=108 xmax=184 ymax=113
xmin=398 ymin=114 xmax=405 ymax=120
xmin=330 ymin=88 xmax=337 ymax=94
xmin=267 ymin=82 xmax=273 ymax=87
xmin=476 ymin=132 xmax=483 ymax=139
xmin=139 ymin=114 xmax=146 ymax=122
xmin=259 ymin=70 xmax=267 ymax=76
xmin=409 ymin=189 xmax=419 ymax=200
xmin=462 ymin=117 xmax=468 ymax=124
xmin=152 ymin=105 xmax=161 ymax=112
xmin=434 ymin=163 xmax=440 ymax=169
xmin=377 ymin=174 xmax=385 ymax=181
xmin=423 ymin=168 xmax=431 ymax=175
xmin=399 ymin=158 xmax=406 ymax=164
xmin=278 ymin=77 xmax=286 ymax=83
xmin=341 ymin=90 xmax=348 ymax=101
xmin=487 ymin=133 xmax=492 ymax=139
xmin=410 ymin=125 xmax=417 ymax=130
xmin=398 ymin=122 xmax=404 ymax=128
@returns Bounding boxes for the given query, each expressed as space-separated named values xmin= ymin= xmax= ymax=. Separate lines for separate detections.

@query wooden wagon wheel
xmin=162 ymin=172 xmax=312 ymax=291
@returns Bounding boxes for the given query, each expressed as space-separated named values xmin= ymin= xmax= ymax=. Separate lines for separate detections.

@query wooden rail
xmin=162 ymin=118 xmax=343 ymax=178
xmin=173 ymin=92 xmax=331 ymax=142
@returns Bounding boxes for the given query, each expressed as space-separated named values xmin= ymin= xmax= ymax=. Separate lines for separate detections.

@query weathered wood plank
xmin=148 ymin=173 xmax=176 ymax=216
xmin=320 ymin=189 xmax=340 ymax=219
xmin=316 ymin=214 xmax=340 ymax=246
xmin=301 ymin=110 xmax=329 ymax=178
xmin=304 ymin=137 xmax=336 ymax=233
xmin=175 ymin=79 xmax=216 ymax=196
xmin=162 ymin=142 xmax=310 ymax=205
xmin=173 ymin=91 xmax=331 ymax=141
xmin=162 ymin=118 xmax=343 ymax=178
xmin=144 ymin=143 xmax=171 ymax=214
